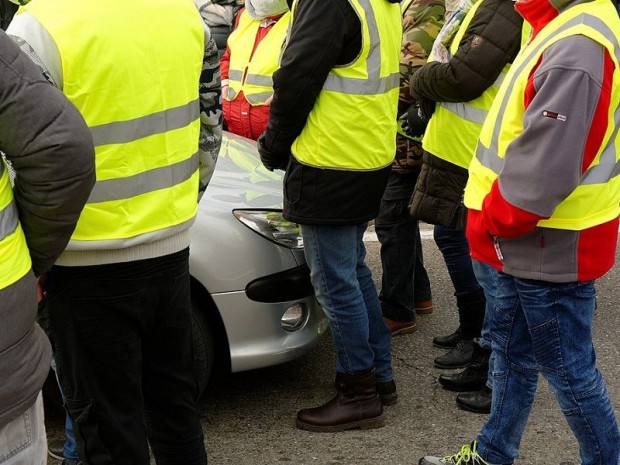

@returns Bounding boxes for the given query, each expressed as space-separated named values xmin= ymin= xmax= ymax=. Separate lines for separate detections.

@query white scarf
xmin=430 ymin=0 xmax=476 ymax=63
xmin=245 ymin=0 xmax=288 ymax=20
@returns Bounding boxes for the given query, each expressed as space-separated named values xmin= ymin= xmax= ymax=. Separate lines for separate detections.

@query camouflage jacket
xmin=394 ymin=0 xmax=445 ymax=174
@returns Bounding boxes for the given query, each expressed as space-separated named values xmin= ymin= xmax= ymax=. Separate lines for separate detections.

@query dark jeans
xmin=433 ymin=224 xmax=481 ymax=296
xmin=45 ymin=249 xmax=207 ymax=465
xmin=376 ymin=171 xmax=432 ymax=321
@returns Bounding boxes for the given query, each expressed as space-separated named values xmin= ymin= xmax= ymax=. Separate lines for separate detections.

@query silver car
xmin=189 ymin=132 xmax=328 ymax=393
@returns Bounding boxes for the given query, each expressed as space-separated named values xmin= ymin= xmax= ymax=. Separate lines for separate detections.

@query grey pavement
xmin=46 ymin=226 xmax=620 ymax=464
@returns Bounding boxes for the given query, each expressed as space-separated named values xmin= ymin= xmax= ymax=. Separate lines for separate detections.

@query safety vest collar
xmin=476 ymin=11 xmax=620 ymax=186
xmin=321 ymin=0 xmax=399 ymax=95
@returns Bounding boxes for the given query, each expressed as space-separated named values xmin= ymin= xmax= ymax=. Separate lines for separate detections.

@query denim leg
xmin=303 ymin=223 xmax=393 ymax=382
xmin=472 ymin=259 xmax=499 ymax=388
xmin=478 ymin=274 xmax=620 ymax=465
xmin=375 ymin=172 xmax=419 ymax=320
xmin=517 ymin=279 xmax=619 ymax=464
xmin=433 ymin=225 xmax=481 ymax=295
xmin=477 ymin=272 xmax=539 ymax=465
xmin=356 ymin=231 xmax=393 ymax=383
xmin=0 ymin=393 xmax=47 ymax=465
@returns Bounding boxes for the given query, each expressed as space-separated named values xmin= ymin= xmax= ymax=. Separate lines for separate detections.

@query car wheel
xmin=191 ymin=299 xmax=215 ymax=398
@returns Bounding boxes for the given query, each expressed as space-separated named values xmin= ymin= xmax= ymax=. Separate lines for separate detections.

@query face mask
xmin=245 ymin=0 xmax=288 ymax=20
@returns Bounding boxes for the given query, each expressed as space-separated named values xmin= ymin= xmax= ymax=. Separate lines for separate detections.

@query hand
xmin=36 ymin=273 xmax=48 ymax=303
xmin=222 ymin=85 xmax=229 ymax=100
xmin=257 ymin=133 xmax=287 ymax=171
xmin=264 ymin=94 xmax=273 ymax=106
xmin=400 ymin=102 xmax=428 ymax=138
xmin=416 ymin=95 xmax=436 ymax=120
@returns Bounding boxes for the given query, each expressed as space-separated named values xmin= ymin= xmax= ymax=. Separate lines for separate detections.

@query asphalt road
xmin=46 ymin=226 xmax=620 ymax=464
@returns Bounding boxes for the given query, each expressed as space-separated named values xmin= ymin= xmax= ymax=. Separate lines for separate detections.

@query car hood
xmin=204 ymin=132 xmax=285 ymax=212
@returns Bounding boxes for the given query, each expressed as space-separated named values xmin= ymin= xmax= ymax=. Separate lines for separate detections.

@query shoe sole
xmin=438 ymin=380 xmax=488 ymax=392
xmin=415 ymin=307 xmax=433 ymax=315
xmin=391 ymin=325 xmax=417 ymax=336
xmin=295 ymin=414 xmax=386 ymax=432
xmin=432 ymin=341 xmax=458 ymax=349
xmin=380 ymin=393 xmax=398 ymax=406
xmin=48 ymin=451 xmax=65 ymax=460
xmin=433 ymin=360 xmax=471 ymax=369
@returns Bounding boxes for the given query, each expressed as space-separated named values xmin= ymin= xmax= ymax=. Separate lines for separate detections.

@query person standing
xmin=220 ymin=0 xmax=290 ymax=140
xmin=375 ymin=0 xmax=445 ymax=337
xmin=0 ymin=28 xmax=95 ymax=465
xmin=258 ymin=0 xmax=402 ymax=432
xmin=420 ymin=0 xmax=620 ymax=461
xmin=7 ymin=0 xmax=223 ymax=462
xmin=408 ymin=0 xmax=523 ymax=411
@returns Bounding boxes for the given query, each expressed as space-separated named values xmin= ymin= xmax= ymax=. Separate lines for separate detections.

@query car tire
xmin=191 ymin=300 xmax=215 ymax=399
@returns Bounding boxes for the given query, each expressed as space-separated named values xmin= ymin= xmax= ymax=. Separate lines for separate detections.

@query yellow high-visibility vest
xmin=422 ymin=0 xmax=511 ymax=169
xmin=290 ymin=0 xmax=401 ymax=171
xmin=21 ymin=0 xmax=205 ymax=248
xmin=465 ymin=0 xmax=620 ymax=230
xmin=226 ymin=11 xmax=290 ymax=105
xmin=0 ymin=161 xmax=31 ymax=290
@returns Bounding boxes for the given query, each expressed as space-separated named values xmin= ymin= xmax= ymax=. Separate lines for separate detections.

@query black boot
xmin=377 ymin=379 xmax=398 ymax=406
xmin=432 ymin=326 xmax=463 ymax=349
xmin=456 ymin=385 xmax=492 ymax=414
xmin=297 ymin=371 xmax=385 ymax=432
xmin=438 ymin=342 xmax=491 ymax=392
xmin=434 ymin=339 xmax=474 ymax=369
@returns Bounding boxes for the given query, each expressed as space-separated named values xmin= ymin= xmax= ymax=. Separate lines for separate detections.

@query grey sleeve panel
xmin=498 ymin=35 xmax=607 ymax=217
xmin=0 ymin=31 xmax=96 ymax=275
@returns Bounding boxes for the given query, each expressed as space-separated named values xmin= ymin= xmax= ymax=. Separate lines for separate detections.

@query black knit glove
xmin=400 ymin=102 xmax=428 ymax=138
xmin=257 ymin=133 xmax=288 ymax=172
xmin=416 ymin=95 xmax=437 ymax=121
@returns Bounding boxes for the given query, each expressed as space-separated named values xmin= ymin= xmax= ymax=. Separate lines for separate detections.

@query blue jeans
xmin=302 ymin=223 xmax=393 ymax=383
xmin=471 ymin=259 xmax=497 ymax=354
xmin=376 ymin=172 xmax=432 ymax=321
xmin=433 ymin=225 xmax=481 ymax=296
xmin=51 ymin=357 xmax=79 ymax=461
xmin=0 ymin=393 xmax=47 ymax=465
xmin=477 ymin=273 xmax=620 ymax=465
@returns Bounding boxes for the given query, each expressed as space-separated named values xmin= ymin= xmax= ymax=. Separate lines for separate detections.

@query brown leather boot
xmin=296 ymin=370 xmax=385 ymax=432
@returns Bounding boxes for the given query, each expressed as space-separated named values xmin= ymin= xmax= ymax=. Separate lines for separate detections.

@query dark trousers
xmin=45 ymin=249 xmax=207 ymax=465
xmin=376 ymin=171 xmax=432 ymax=321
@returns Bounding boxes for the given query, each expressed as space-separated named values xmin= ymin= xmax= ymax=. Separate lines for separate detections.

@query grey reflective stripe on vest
xmin=90 ymin=100 xmax=199 ymax=147
xmin=246 ymin=92 xmax=273 ymax=104
xmin=0 ymin=199 xmax=19 ymax=242
xmin=228 ymin=69 xmax=244 ymax=81
xmin=476 ymin=14 xmax=620 ymax=181
xmin=322 ymin=0 xmax=399 ymax=95
xmin=246 ymin=73 xmax=273 ymax=87
xmin=439 ymin=73 xmax=506 ymax=125
xmin=438 ymin=101 xmax=489 ymax=125
xmin=87 ymin=151 xmax=198 ymax=204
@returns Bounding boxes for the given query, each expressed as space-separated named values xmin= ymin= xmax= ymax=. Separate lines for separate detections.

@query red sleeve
xmin=220 ymin=8 xmax=246 ymax=81
xmin=482 ymin=180 xmax=547 ymax=238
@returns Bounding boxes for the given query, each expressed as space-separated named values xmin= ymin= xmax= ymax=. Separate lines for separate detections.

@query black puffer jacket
xmin=408 ymin=0 xmax=523 ymax=230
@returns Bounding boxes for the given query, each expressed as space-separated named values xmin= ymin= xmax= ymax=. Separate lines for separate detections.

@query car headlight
xmin=234 ymin=210 xmax=303 ymax=249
